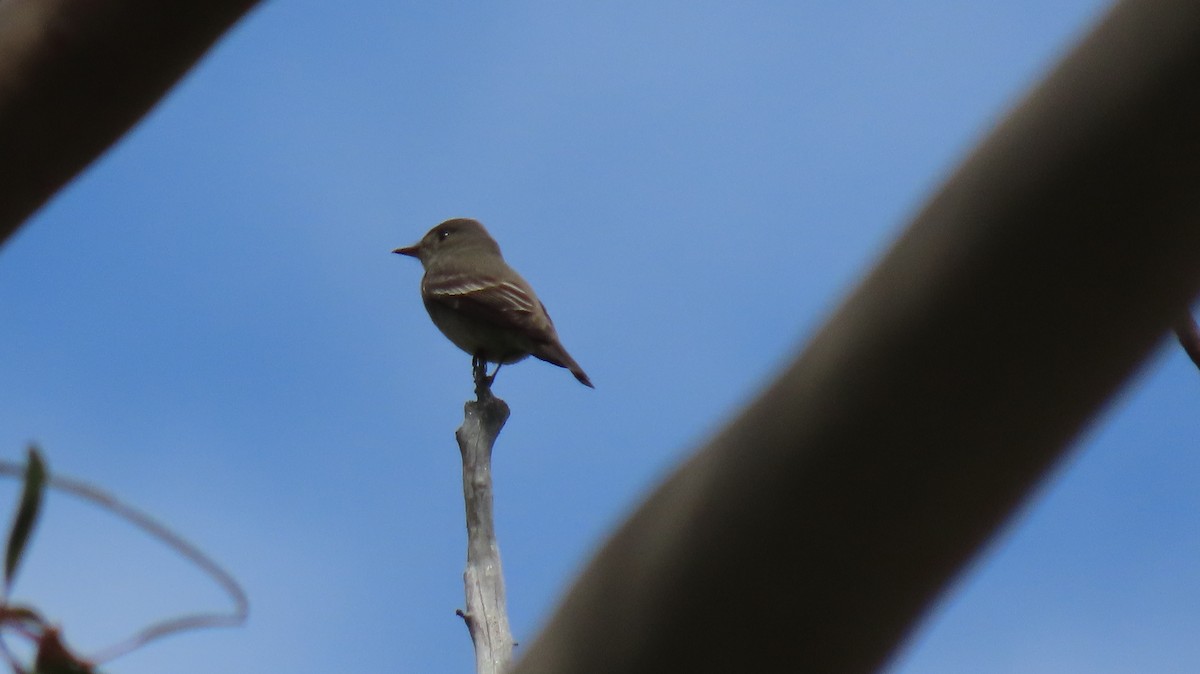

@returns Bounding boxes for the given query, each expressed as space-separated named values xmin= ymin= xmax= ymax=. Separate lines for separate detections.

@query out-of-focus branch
xmin=513 ymin=1 xmax=1200 ymax=673
xmin=0 ymin=454 xmax=247 ymax=664
xmin=1174 ymin=313 xmax=1200 ymax=370
xmin=0 ymin=0 xmax=261 ymax=248
xmin=454 ymin=379 xmax=514 ymax=674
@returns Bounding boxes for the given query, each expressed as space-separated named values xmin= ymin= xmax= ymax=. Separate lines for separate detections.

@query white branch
xmin=455 ymin=383 xmax=514 ymax=674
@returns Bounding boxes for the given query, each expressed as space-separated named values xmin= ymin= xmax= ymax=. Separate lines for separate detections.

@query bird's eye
xmin=437 ymin=229 xmax=451 ymax=241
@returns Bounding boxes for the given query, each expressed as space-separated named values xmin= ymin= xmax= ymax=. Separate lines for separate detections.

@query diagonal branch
xmin=0 ymin=0 xmax=261 ymax=248
xmin=1174 ymin=312 xmax=1200 ymax=370
xmin=512 ymin=1 xmax=1200 ymax=673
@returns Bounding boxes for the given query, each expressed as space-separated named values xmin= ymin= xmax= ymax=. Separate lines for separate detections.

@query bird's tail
xmin=568 ymin=362 xmax=594 ymax=388
xmin=534 ymin=341 xmax=594 ymax=388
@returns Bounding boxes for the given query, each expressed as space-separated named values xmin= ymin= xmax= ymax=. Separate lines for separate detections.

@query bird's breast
xmin=423 ymin=299 xmax=532 ymax=364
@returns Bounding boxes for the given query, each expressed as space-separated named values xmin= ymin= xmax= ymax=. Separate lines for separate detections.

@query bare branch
xmin=455 ymin=379 xmax=515 ymax=674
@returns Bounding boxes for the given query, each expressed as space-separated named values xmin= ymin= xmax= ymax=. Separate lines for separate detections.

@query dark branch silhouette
xmin=1174 ymin=313 xmax=1200 ymax=370
xmin=512 ymin=1 xmax=1200 ymax=672
xmin=0 ymin=0 xmax=261 ymax=248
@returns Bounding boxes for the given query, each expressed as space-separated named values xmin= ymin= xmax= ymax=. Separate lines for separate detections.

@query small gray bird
xmin=393 ymin=218 xmax=593 ymax=388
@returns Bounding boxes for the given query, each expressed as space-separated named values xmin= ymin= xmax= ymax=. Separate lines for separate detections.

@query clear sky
xmin=3 ymin=2 xmax=1198 ymax=673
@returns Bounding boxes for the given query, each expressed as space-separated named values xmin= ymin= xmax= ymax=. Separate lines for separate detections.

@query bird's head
xmin=392 ymin=218 xmax=502 ymax=269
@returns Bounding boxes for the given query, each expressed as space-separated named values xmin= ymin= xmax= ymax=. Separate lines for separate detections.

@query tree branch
xmin=455 ymin=377 xmax=515 ymax=674
xmin=512 ymin=1 xmax=1200 ymax=673
xmin=1174 ymin=312 xmax=1200 ymax=370
xmin=0 ymin=0 xmax=261 ymax=248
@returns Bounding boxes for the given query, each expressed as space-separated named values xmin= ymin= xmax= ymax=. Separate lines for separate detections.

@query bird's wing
xmin=422 ymin=273 xmax=552 ymax=334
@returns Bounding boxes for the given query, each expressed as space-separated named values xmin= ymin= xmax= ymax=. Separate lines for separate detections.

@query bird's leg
xmin=488 ymin=363 xmax=503 ymax=385
xmin=471 ymin=355 xmax=500 ymax=400
xmin=472 ymin=355 xmax=488 ymax=386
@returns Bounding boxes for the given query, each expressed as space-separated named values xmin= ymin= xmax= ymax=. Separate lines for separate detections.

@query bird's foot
xmin=471 ymin=357 xmax=499 ymax=399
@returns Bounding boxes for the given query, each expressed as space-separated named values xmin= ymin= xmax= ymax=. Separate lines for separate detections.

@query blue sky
xmin=3 ymin=2 xmax=1198 ymax=672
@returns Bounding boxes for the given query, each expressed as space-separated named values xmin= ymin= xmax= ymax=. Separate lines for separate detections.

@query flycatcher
xmin=393 ymin=218 xmax=593 ymax=388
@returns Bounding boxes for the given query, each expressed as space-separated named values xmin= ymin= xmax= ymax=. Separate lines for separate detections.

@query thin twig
xmin=0 ymin=461 xmax=248 ymax=663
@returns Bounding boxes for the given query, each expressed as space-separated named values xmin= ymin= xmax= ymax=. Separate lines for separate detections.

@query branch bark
xmin=512 ymin=1 xmax=1200 ymax=673
xmin=1174 ymin=313 xmax=1200 ymax=370
xmin=455 ymin=380 xmax=515 ymax=674
xmin=0 ymin=0 xmax=261 ymax=248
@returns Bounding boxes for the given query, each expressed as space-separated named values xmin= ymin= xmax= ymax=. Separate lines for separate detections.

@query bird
xmin=393 ymin=218 xmax=593 ymax=388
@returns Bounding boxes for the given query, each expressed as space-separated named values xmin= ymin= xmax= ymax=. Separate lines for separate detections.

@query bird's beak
xmin=392 ymin=244 xmax=420 ymax=258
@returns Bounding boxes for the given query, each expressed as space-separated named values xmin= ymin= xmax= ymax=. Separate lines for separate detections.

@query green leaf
xmin=6 ymin=445 xmax=47 ymax=591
